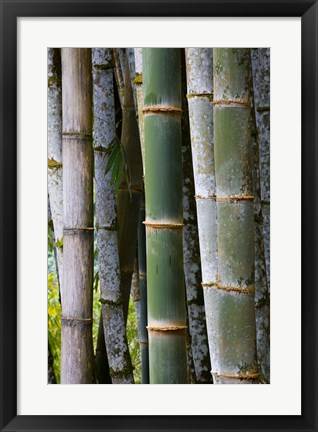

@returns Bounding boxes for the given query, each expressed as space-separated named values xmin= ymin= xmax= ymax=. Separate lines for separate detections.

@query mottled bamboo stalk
xmin=213 ymin=48 xmax=259 ymax=384
xmin=251 ymin=48 xmax=270 ymax=283
xmin=143 ymin=48 xmax=187 ymax=383
xmin=61 ymin=48 xmax=94 ymax=384
xmin=251 ymin=48 xmax=270 ymax=383
xmin=117 ymin=54 xmax=143 ymax=322
xmin=182 ymin=49 xmax=211 ymax=383
xmin=92 ymin=48 xmax=134 ymax=384
xmin=185 ymin=48 xmax=216 ymax=382
xmin=48 ymin=48 xmax=63 ymax=296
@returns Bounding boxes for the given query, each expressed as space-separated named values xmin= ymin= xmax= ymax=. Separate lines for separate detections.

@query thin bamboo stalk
xmin=113 ymin=49 xmax=125 ymax=108
xmin=92 ymin=48 xmax=134 ymax=384
xmin=48 ymin=48 xmax=63 ymax=297
xmin=131 ymin=258 xmax=141 ymax=332
xmin=212 ymin=48 xmax=259 ymax=384
xmin=95 ymin=313 xmax=112 ymax=384
xmin=134 ymin=48 xmax=145 ymax=173
xmin=185 ymin=48 xmax=216 ymax=382
xmin=143 ymin=48 xmax=187 ymax=383
xmin=117 ymin=54 xmax=143 ymax=322
xmin=126 ymin=48 xmax=138 ymax=113
xmin=61 ymin=48 xmax=94 ymax=384
xmin=137 ymin=195 xmax=149 ymax=383
xmin=182 ymin=49 xmax=211 ymax=383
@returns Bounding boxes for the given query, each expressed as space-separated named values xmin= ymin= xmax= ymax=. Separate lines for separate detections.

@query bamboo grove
xmin=48 ymin=48 xmax=270 ymax=384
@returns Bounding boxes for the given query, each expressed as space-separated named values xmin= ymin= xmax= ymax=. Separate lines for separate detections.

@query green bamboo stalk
xmin=92 ymin=48 xmax=134 ymax=384
xmin=137 ymin=195 xmax=149 ymax=383
xmin=182 ymin=50 xmax=211 ymax=383
xmin=61 ymin=48 xmax=94 ymax=384
xmin=117 ymin=53 xmax=143 ymax=322
xmin=185 ymin=48 xmax=216 ymax=382
xmin=48 ymin=48 xmax=63 ymax=297
xmin=143 ymin=48 xmax=187 ymax=384
xmin=212 ymin=48 xmax=259 ymax=384
xmin=251 ymin=48 xmax=270 ymax=383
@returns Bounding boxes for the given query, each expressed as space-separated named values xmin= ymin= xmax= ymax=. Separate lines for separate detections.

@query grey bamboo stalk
xmin=250 ymin=98 xmax=270 ymax=383
xmin=61 ymin=48 xmax=94 ymax=384
xmin=143 ymin=48 xmax=187 ymax=384
xmin=182 ymin=50 xmax=211 ymax=383
xmin=251 ymin=48 xmax=270 ymax=383
xmin=137 ymin=195 xmax=149 ymax=383
xmin=134 ymin=48 xmax=145 ymax=173
xmin=48 ymin=48 xmax=63 ymax=296
xmin=92 ymin=48 xmax=134 ymax=384
xmin=185 ymin=48 xmax=217 ymax=382
xmin=117 ymin=54 xmax=143 ymax=322
xmin=251 ymin=49 xmax=270 ymax=285
xmin=213 ymin=48 xmax=259 ymax=384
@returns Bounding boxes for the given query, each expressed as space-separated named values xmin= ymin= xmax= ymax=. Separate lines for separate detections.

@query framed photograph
xmin=0 ymin=0 xmax=317 ymax=431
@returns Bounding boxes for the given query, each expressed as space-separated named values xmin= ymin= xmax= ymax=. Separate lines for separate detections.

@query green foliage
xmin=48 ymin=271 xmax=61 ymax=383
xmin=104 ymin=132 xmax=131 ymax=193
xmin=126 ymin=297 xmax=141 ymax=384
xmin=92 ymin=284 xmax=101 ymax=350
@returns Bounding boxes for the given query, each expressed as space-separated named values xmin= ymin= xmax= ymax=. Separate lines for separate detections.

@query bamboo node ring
xmin=61 ymin=317 xmax=93 ymax=326
xmin=143 ymin=221 xmax=184 ymax=229
xmin=217 ymin=195 xmax=255 ymax=203
xmin=142 ymin=105 xmax=182 ymax=115
xmin=213 ymin=372 xmax=260 ymax=380
xmin=213 ymin=99 xmax=250 ymax=107
xmin=147 ymin=325 xmax=187 ymax=332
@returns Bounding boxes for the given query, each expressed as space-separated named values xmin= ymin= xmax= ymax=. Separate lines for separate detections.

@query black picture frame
xmin=0 ymin=1 xmax=317 ymax=431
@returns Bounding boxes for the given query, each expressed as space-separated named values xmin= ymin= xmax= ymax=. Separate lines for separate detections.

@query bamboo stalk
xmin=117 ymin=53 xmax=143 ymax=322
xmin=251 ymin=48 xmax=270 ymax=383
xmin=126 ymin=48 xmax=138 ymax=112
xmin=48 ymin=48 xmax=63 ymax=297
xmin=113 ymin=49 xmax=125 ymax=108
xmin=137 ymin=195 xmax=149 ymax=383
xmin=95 ymin=313 xmax=112 ymax=384
xmin=182 ymin=49 xmax=211 ymax=383
xmin=251 ymin=48 xmax=270 ymax=284
xmin=143 ymin=48 xmax=187 ymax=383
xmin=61 ymin=48 xmax=94 ymax=384
xmin=134 ymin=48 xmax=145 ymax=173
xmin=185 ymin=48 xmax=216 ymax=382
xmin=212 ymin=48 xmax=259 ymax=384
xmin=131 ymin=258 xmax=141 ymax=331
xmin=92 ymin=48 xmax=134 ymax=384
